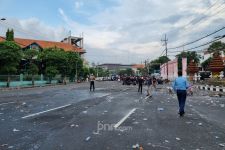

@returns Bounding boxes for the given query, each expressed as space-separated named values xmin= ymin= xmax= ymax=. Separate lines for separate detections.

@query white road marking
xmin=98 ymin=94 xmax=111 ymax=98
xmin=123 ymin=88 xmax=129 ymax=91
xmin=114 ymin=108 xmax=136 ymax=129
xmin=21 ymin=104 xmax=71 ymax=119
xmin=0 ymin=101 xmax=16 ymax=106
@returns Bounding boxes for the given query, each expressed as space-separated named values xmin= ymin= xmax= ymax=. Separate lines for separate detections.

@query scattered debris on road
xmin=85 ymin=136 xmax=91 ymax=142
xmin=157 ymin=108 xmax=164 ymax=111
xmin=13 ymin=128 xmax=20 ymax=132
xmin=219 ymin=143 xmax=225 ymax=147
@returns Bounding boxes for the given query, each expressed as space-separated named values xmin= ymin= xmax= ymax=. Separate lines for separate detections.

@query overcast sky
xmin=0 ymin=0 xmax=225 ymax=65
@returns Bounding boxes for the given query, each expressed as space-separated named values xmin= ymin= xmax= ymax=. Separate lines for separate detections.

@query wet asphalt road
xmin=0 ymin=81 xmax=225 ymax=150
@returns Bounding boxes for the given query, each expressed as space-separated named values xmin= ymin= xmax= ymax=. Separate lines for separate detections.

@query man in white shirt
xmin=89 ymin=74 xmax=95 ymax=91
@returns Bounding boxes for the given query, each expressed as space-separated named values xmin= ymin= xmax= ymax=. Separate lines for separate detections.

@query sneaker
xmin=179 ymin=112 xmax=185 ymax=117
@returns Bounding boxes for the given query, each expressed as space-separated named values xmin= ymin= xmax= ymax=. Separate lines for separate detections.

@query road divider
xmin=21 ymin=104 xmax=71 ymax=119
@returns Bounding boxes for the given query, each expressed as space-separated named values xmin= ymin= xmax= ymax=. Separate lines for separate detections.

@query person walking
xmin=172 ymin=70 xmax=189 ymax=117
xmin=138 ymin=76 xmax=144 ymax=93
xmin=152 ymin=76 xmax=157 ymax=89
xmin=89 ymin=74 xmax=95 ymax=91
xmin=146 ymin=76 xmax=153 ymax=97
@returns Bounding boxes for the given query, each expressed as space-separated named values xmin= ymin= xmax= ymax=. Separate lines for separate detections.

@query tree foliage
xmin=149 ymin=56 xmax=170 ymax=73
xmin=39 ymin=47 xmax=83 ymax=80
xmin=207 ymin=41 xmax=225 ymax=54
xmin=6 ymin=29 xmax=14 ymax=41
xmin=176 ymin=51 xmax=201 ymax=70
xmin=201 ymin=57 xmax=212 ymax=71
xmin=0 ymin=41 xmax=22 ymax=87
xmin=45 ymin=66 xmax=59 ymax=83
xmin=118 ymin=68 xmax=134 ymax=76
xmin=0 ymin=41 xmax=22 ymax=75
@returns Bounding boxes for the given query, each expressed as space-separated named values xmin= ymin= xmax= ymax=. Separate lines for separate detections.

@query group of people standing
xmin=136 ymin=76 xmax=157 ymax=96
xmin=88 ymin=71 xmax=189 ymax=117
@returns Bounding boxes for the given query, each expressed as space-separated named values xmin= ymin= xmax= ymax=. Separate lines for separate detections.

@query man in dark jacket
xmin=138 ymin=76 xmax=144 ymax=93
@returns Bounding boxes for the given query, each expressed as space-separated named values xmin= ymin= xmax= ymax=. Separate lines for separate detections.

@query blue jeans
xmin=176 ymin=90 xmax=187 ymax=113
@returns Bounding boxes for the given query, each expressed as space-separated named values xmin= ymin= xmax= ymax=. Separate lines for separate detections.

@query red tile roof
xmin=132 ymin=64 xmax=145 ymax=69
xmin=0 ymin=36 xmax=85 ymax=54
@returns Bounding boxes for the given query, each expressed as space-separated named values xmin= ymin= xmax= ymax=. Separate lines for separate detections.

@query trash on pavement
xmin=143 ymin=118 xmax=148 ymax=121
xmin=215 ymin=136 xmax=219 ymax=139
xmin=1 ymin=144 xmax=8 ymax=147
xmin=186 ymin=121 xmax=192 ymax=124
xmin=157 ymin=108 xmax=164 ymax=111
xmin=165 ymin=140 xmax=169 ymax=143
xmin=176 ymin=137 xmax=181 ymax=141
xmin=82 ymin=111 xmax=87 ymax=114
xmin=70 ymin=124 xmax=75 ymax=127
xmin=8 ymin=146 xmax=14 ymax=149
xmin=198 ymin=123 xmax=203 ymax=126
xmin=132 ymin=121 xmax=139 ymax=125
xmin=13 ymin=128 xmax=20 ymax=132
xmin=219 ymin=143 xmax=225 ymax=147
xmin=85 ymin=136 xmax=91 ymax=141
xmin=92 ymin=131 xmax=99 ymax=135
xmin=132 ymin=143 xmax=139 ymax=149
xmin=220 ymin=104 xmax=224 ymax=108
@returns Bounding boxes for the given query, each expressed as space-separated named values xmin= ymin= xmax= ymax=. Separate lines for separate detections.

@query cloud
xmin=74 ymin=1 xmax=84 ymax=9
xmin=0 ymin=17 xmax=68 ymax=41
xmin=57 ymin=0 xmax=225 ymax=63
xmin=2 ymin=0 xmax=225 ymax=64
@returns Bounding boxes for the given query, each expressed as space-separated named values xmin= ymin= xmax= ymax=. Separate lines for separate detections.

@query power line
xmin=168 ymin=1 xmax=225 ymax=49
xmin=159 ymin=49 xmax=166 ymax=57
xmin=168 ymin=35 xmax=225 ymax=53
xmin=186 ymin=2 xmax=225 ymax=28
xmin=168 ymin=26 xmax=225 ymax=49
xmin=182 ymin=0 xmax=223 ymax=29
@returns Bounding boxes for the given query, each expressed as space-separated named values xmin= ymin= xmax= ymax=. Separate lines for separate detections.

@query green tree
xmin=118 ymin=68 xmax=134 ymax=76
xmin=39 ymin=48 xmax=67 ymax=84
xmin=39 ymin=47 xmax=84 ymax=83
xmin=89 ymin=67 xmax=96 ymax=76
xmin=207 ymin=41 xmax=225 ymax=54
xmin=201 ymin=57 xmax=212 ymax=71
xmin=176 ymin=51 xmax=201 ymax=70
xmin=27 ymin=64 xmax=39 ymax=86
xmin=0 ymin=41 xmax=22 ymax=87
xmin=24 ymin=49 xmax=39 ymax=86
xmin=6 ymin=29 xmax=14 ymax=41
xmin=45 ymin=66 xmax=59 ymax=83
xmin=149 ymin=56 xmax=170 ymax=73
xmin=66 ymin=51 xmax=83 ymax=81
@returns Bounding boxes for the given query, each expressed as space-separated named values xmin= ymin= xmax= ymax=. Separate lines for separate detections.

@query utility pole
xmin=161 ymin=34 xmax=168 ymax=80
xmin=76 ymin=61 xmax=78 ymax=82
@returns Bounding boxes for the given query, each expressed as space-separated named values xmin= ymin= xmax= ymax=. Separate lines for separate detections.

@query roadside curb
xmin=0 ymin=83 xmax=78 ymax=91
xmin=197 ymin=85 xmax=225 ymax=93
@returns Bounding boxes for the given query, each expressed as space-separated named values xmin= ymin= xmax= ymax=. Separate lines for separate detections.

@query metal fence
xmin=0 ymin=74 xmax=74 ymax=87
